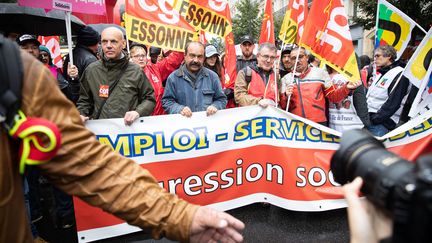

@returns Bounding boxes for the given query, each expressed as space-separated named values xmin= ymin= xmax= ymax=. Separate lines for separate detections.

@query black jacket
xmin=63 ymin=45 xmax=98 ymax=104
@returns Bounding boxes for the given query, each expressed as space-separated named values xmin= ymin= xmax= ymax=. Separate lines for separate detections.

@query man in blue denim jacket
xmin=162 ymin=41 xmax=227 ymax=117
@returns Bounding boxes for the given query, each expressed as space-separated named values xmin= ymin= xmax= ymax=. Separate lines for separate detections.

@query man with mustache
xmin=282 ymin=47 xmax=361 ymax=126
xmin=162 ymin=41 xmax=227 ymax=117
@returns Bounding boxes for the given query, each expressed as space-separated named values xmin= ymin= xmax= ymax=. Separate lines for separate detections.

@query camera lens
xmin=331 ymin=129 xmax=383 ymax=184
xmin=331 ymin=129 xmax=414 ymax=209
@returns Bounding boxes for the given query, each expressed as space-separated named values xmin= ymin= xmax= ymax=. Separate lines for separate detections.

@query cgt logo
xmin=316 ymin=4 xmax=351 ymax=53
xmin=138 ymin=0 xmax=179 ymax=24
xmin=99 ymin=85 xmax=109 ymax=98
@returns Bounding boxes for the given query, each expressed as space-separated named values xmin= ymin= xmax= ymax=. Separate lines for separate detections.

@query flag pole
xmin=65 ymin=11 xmax=73 ymax=66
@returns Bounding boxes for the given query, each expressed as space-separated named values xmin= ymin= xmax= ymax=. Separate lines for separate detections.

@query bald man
xmin=77 ymin=27 xmax=155 ymax=125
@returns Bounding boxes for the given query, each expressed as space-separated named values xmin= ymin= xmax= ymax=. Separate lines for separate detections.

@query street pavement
xmin=89 ymin=204 xmax=349 ymax=243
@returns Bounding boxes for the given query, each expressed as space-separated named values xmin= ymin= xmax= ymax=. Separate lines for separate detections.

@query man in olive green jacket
xmin=77 ymin=27 xmax=155 ymax=125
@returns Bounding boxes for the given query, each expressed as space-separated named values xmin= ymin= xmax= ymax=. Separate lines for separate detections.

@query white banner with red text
xmin=75 ymin=106 xmax=432 ymax=242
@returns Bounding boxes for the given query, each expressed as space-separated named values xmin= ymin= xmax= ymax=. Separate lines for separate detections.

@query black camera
xmin=330 ymin=129 xmax=432 ymax=243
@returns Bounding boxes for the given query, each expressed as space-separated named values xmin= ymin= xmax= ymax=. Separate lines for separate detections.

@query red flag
xmin=259 ymin=0 xmax=275 ymax=44
xmin=223 ymin=6 xmax=236 ymax=90
xmin=301 ymin=0 xmax=360 ymax=82
xmin=38 ymin=36 xmax=63 ymax=69
xmin=125 ymin=0 xmax=197 ymax=51
xmin=199 ymin=30 xmax=207 ymax=44
xmin=278 ymin=0 xmax=308 ymax=44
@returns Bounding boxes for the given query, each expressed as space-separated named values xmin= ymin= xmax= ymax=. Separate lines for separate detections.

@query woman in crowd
xmin=204 ymin=45 xmax=223 ymax=81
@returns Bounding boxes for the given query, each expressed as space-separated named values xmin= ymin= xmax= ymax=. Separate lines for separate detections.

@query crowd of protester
xmin=5 ymin=24 xmax=420 ymax=242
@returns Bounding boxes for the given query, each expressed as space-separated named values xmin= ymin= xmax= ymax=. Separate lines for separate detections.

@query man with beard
xmin=279 ymin=44 xmax=294 ymax=78
xmin=236 ymin=35 xmax=257 ymax=72
xmin=162 ymin=41 xmax=227 ymax=117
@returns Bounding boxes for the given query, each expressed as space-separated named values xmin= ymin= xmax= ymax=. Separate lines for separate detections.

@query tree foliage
xmin=232 ymin=0 xmax=262 ymax=44
xmin=353 ymin=0 xmax=431 ymax=31
xmin=208 ymin=36 xmax=225 ymax=53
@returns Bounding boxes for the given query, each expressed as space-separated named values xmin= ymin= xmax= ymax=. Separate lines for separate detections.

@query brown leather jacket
xmin=0 ymin=51 xmax=198 ymax=243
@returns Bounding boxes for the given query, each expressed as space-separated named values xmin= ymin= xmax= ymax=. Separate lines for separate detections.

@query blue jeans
xmin=53 ymin=186 xmax=74 ymax=219
xmin=23 ymin=178 xmax=39 ymax=238
xmin=26 ymin=168 xmax=42 ymax=221
xmin=367 ymin=124 xmax=389 ymax=137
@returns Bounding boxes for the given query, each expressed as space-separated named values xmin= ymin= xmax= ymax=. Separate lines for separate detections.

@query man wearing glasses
xmin=366 ymin=45 xmax=410 ymax=136
xmin=234 ymin=42 xmax=283 ymax=107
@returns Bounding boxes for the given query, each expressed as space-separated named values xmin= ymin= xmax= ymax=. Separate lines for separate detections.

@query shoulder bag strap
xmin=94 ymin=62 xmax=129 ymax=119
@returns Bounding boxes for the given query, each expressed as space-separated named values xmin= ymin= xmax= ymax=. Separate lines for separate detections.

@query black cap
xmin=281 ymin=44 xmax=295 ymax=55
xmin=17 ymin=34 xmax=41 ymax=46
xmin=150 ymin=46 xmax=161 ymax=56
xmin=130 ymin=42 xmax=147 ymax=53
xmin=240 ymin=35 xmax=254 ymax=45
xmin=77 ymin=26 xmax=100 ymax=46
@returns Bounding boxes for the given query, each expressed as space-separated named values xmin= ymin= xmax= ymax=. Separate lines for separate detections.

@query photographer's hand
xmin=343 ymin=177 xmax=392 ymax=243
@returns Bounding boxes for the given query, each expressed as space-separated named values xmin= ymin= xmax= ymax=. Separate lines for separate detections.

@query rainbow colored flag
xmin=375 ymin=0 xmax=426 ymax=59
xmin=407 ymin=28 xmax=432 ymax=117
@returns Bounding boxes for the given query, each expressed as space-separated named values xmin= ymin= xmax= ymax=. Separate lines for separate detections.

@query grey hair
xmin=291 ymin=46 xmax=310 ymax=55
xmin=258 ymin=42 xmax=277 ymax=54
xmin=375 ymin=45 xmax=397 ymax=62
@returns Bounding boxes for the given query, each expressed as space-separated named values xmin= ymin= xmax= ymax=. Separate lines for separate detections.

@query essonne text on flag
xmin=301 ymin=0 xmax=360 ymax=82
xmin=126 ymin=0 xmax=197 ymax=51
xmin=174 ymin=0 xmax=233 ymax=38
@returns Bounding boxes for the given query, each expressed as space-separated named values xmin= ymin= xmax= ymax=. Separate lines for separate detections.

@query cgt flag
xmin=125 ymin=0 xmax=197 ymax=52
xmin=301 ymin=0 xmax=360 ymax=82
xmin=375 ymin=0 xmax=427 ymax=59
xmin=407 ymin=28 xmax=432 ymax=117
xmin=278 ymin=0 xmax=308 ymax=44
xmin=223 ymin=7 xmax=237 ymax=91
xmin=258 ymin=0 xmax=275 ymax=44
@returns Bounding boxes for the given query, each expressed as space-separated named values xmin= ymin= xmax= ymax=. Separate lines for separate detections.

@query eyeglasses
xmin=132 ymin=54 xmax=146 ymax=59
xmin=40 ymin=53 xmax=49 ymax=58
xmin=260 ymin=55 xmax=277 ymax=61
